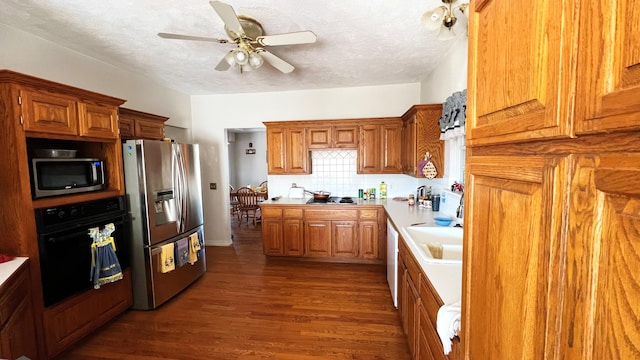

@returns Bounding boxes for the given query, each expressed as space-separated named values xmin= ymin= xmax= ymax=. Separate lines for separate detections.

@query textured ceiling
xmin=0 ymin=0 xmax=465 ymax=95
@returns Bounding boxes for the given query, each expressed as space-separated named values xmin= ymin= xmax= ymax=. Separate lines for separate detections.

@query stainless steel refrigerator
xmin=122 ymin=140 xmax=206 ymax=310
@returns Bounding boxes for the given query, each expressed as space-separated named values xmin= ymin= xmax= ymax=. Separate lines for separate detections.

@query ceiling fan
xmin=158 ymin=1 xmax=317 ymax=74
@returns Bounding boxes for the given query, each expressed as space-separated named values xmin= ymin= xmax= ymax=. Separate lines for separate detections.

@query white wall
xmin=228 ymin=131 xmax=267 ymax=189
xmin=0 ymin=24 xmax=192 ymax=128
xmin=192 ymin=84 xmax=422 ymax=245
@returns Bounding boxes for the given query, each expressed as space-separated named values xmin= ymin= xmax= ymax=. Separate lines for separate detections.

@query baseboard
xmin=205 ymin=238 xmax=233 ymax=246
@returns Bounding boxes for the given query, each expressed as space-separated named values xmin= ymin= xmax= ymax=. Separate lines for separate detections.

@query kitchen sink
xmin=402 ymin=225 xmax=463 ymax=263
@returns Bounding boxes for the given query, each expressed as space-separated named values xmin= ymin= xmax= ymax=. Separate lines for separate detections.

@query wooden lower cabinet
xmin=399 ymin=239 xmax=460 ymax=360
xmin=0 ymin=261 xmax=39 ymax=360
xmin=43 ymin=269 xmax=133 ymax=358
xmin=261 ymin=207 xmax=304 ymax=256
xmin=260 ymin=205 xmax=384 ymax=262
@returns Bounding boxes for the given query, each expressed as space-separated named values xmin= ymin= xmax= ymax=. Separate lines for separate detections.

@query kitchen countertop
xmin=0 ymin=257 xmax=28 ymax=288
xmin=260 ymin=197 xmax=462 ymax=304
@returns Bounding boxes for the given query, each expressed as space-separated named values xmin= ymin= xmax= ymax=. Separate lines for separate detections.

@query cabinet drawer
xmin=261 ymin=207 xmax=282 ymax=218
xmin=420 ymin=273 xmax=442 ymax=328
xmin=400 ymin=238 xmax=421 ymax=287
xmin=0 ymin=264 xmax=29 ymax=326
xmin=283 ymin=208 xmax=303 ymax=218
xmin=359 ymin=209 xmax=378 ymax=220
xmin=304 ymin=209 xmax=358 ymax=220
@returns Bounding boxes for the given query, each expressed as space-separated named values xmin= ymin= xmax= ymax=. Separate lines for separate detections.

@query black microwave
xmin=31 ymin=158 xmax=106 ymax=198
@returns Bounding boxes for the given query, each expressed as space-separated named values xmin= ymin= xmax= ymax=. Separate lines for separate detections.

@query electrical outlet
xmin=210 ymin=183 xmax=217 ymax=190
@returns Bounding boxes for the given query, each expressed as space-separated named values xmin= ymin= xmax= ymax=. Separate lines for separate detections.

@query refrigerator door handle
xmin=173 ymin=144 xmax=189 ymax=234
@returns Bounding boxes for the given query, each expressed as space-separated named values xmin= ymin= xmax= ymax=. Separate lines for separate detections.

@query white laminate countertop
xmin=0 ymin=257 xmax=28 ymax=288
xmin=260 ymin=197 xmax=463 ymax=305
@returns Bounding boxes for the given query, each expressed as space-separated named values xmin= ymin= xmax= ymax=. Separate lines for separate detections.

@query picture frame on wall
xmin=246 ymin=148 xmax=256 ymax=155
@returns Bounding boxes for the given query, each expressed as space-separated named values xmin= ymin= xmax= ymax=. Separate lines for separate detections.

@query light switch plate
xmin=210 ymin=183 xmax=217 ymax=190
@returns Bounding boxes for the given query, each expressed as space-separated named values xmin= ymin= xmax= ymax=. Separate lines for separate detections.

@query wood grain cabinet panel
xmin=21 ymin=89 xmax=78 ymax=136
xmin=561 ymin=154 xmax=640 ymax=359
xmin=266 ymin=126 xmax=310 ymax=174
xmin=401 ymin=105 xmax=444 ymax=178
xmin=305 ymin=220 xmax=332 ymax=257
xmin=283 ymin=218 xmax=304 ymax=256
xmin=0 ymin=261 xmax=39 ymax=360
xmin=467 ymin=0 xmax=578 ymax=145
xmin=574 ymin=0 xmax=640 ymax=134
xmin=358 ymin=120 xmax=402 ymax=174
xmin=78 ymin=102 xmax=119 ymax=139
xmin=119 ymin=107 xmax=168 ymax=140
xmin=463 ymin=155 xmax=568 ymax=359
xmin=331 ymin=221 xmax=358 ymax=258
xmin=262 ymin=218 xmax=284 ymax=255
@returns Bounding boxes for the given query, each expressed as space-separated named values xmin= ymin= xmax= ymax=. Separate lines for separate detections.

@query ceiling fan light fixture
xmin=248 ymin=52 xmax=264 ymax=69
xmin=232 ymin=48 xmax=249 ymax=65
xmin=422 ymin=0 xmax=468 ymax=40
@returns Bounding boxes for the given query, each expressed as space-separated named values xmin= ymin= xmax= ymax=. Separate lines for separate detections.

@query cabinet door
xmin=406 ymin=272 xmax=420 ymax=358
xmin=283 ymin=218 xmax=304 ymax=256
xmin=262 ymin=218 xmax=284 ymax=255
xmin=463 ymin=155 xmax=569 ymax=359
xmin=561 ymin=154 xmax=640 ymax=360
xmin=286 ymin=128 xmax=309 ymax=174
xmin=134 ymin=118 xmax=165 ymax=140
xmin=467 ymin=0 xmax=577 ymax=145
xmin=402 ymin=116 xmax=417 ymax=175
xmin=266 ymin=127 xmax=286 ymax=174
xmin=381 ymin=123 xmax=402 ymax=173
xmin=416 ymin=105 xmax=444 ymax=179
xmin=307 ymin=127 xmax=331 ymax=149
xmin=78 ymin=102 xmax=119 ymax=139
xmin=21 ymin=89 xmax=78 ymax=135
xmin=332 ymin=126 xmax=358 ymax=148
xmin=417 ymin=306 xmax=438 ymax=360
xmin=304 ymin=220 xmax=331 ymax=257
xmin=574 ymin=0 xmax=640 ymax=134
xmin=0 ymin=299 xmax=38 ymax=360
xmin=358 ymin=221 xmax=379 ymax=259
xmin=358 ymin=125 xmax=381 ymax=173
xmin=332 ymin=221 xmax=358 ymax=258
xmin=118 ymin=117 xmax=134 ymax=138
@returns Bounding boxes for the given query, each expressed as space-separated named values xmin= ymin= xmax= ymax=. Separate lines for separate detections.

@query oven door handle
xmin=45 ymin=219 xmax=125 ymax=244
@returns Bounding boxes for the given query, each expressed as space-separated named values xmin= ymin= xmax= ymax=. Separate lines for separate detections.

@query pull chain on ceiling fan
xmin=158 ymin=1 xmax=317 ymax=73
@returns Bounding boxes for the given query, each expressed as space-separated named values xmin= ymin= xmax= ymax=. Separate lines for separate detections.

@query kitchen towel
xmin=175 ymin=237 xmax=189 ymax=267
xmin=160 ymin=242 xmax=175 ymax=273
xmin=436 ymin=300 xmax=462 ymax=355
xmin=188 ymin=232 xmax=202 ymax=265
xmin=89 ymin=224 xmax=123 ymax=289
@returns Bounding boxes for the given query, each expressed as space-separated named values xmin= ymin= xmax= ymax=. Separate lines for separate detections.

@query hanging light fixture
xmin=422 ymin=0 xmax=469 ymax=40
xmin=223 ymin=40 xmax=264 ymax=73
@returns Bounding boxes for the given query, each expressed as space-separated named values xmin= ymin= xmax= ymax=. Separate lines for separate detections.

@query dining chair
xmin=259 ymin=180 xmax=268 ymax=189
xmin=229 ymin=185 xmax=241 ymax=220
xmin=235 ymin=186 xmax=261 ymax=226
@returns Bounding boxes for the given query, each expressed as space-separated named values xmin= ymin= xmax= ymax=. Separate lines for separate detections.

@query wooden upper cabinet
xmin=21 ymin=89 xmax=78 ymax=136
xmin=561 ymin=154 xmax=640 ymax=360
xmin=78 ymin=102 xmax=118 ymax=139
xmin=307 ymin=125 xmax=358 ymax=149
xmin=467 ymin=0 xmax=578 ymax=145
xmin=402 ymin=104 xmax=444 ymax=178
xmin=19 ymin=86 xmax=122 ymax=140
xmin=574 ymin=0 xmax=640 ymax=134
xmin=463 ymin=155 xmax=569 ymax=359
xmin=118 ymin=107 xmax=168 ymax=140
xmin=266 ymin=126 xmax=286 ymax=174
xmin=358 ymin=119 xmax=402 ymax=174
xmin=266 ymin=125 xmax=309 ymax=174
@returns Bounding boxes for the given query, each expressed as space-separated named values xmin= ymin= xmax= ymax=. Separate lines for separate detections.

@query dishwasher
xmin=386 ymin=219 xmax=399 ymax=308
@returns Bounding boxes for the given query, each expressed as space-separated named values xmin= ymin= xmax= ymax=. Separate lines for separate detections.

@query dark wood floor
xmin=58 ymin=219 xmax=410 ymax=359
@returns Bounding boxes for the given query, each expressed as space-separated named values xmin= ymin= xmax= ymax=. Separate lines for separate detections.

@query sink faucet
xmin=456 ymin=194 xmax=464 ymax=219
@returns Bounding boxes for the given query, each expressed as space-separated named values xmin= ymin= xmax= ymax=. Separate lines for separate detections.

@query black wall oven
xmin=35 ymin=196 xmax=131 ymax=307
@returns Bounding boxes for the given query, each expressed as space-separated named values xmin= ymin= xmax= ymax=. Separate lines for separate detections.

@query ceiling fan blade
xmin=209 ymin=1 xmax=245 ymax=38
xmin=257 ymin=31 xmax=317 ymax=46
xmin=158 ymin=32 xmax=228 ymax=43
xmin=214 ymin=53 xmax=232 ymax=71
xmin=258 ymin=50 xmax=295 ymax=73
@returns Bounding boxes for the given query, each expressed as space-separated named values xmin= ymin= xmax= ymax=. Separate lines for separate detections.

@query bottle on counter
xmin=408 ymin=194 xmax=415 ymax=206
xmin=379 ymin=181 xmax=387 ymax=199
xmin=369 ymin=188 xmax=376 ymax=200
xmin=363 ymin=190 xmax=368 ymax=200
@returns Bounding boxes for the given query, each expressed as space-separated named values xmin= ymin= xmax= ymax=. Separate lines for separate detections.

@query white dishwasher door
xmin=386 ymin=219 xmax=399 ymax=308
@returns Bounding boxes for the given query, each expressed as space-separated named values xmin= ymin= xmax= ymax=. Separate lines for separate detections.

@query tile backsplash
xmin=268 ymin=150 xmax=450 ymax=199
